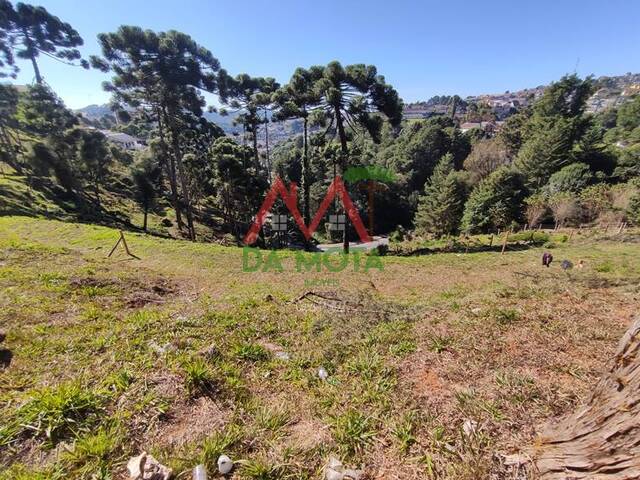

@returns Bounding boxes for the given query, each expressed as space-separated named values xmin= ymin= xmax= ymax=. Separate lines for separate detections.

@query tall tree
xmin=515 ymin=75 xmax=594 ymax=189
xmin=132 ymin=154 xmax=160 ymax=231
xmin=209 ymin=136 xmax=267 ymax=237
xmin=0 ymin=83 xmax=20 ymax=170
xmin=218 ymin=73 xmax=277 ymax=174
xmin=17 ymin=83 xmax=77 ymax=137
xmin=0 ymin=0 xmax=88 ymax=84
xmin=273 ymin=66 xmax=323 ymax=225
xmin=414 ymin=153 xmax=467 ymax=237
xmin=463 ymin=137 xmax=510 ymax=183
xmin=74 ymin=129 xmax=110 ymax=207
xmin=461 ymin=167 xmax=527 ymax=233
xmin=92 ymin=26 xmax=222 ymax=241
xmin=253 ymin=77 xmax=280 ymax=179
xmin=0 ymin=1 xmax=16 ymax=78
xmin=314 ymin=61 xmax=403 ymax=252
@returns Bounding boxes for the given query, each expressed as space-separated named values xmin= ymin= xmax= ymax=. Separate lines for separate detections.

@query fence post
xmin=501 ymin=230 xmax=510 ymax=255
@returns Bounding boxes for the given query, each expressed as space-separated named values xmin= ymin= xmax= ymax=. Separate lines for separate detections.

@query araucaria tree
xmin=415 ymin=153 xmax=467 ymax=237
xmin=0 ymin=0 xmax=87 ymax=83
xmin=92 ymin=26 xmax=222 ymax=241
xmin=273 ymin=66 xmax=323 ymax=225
xmin=217 ymin=73 xmax=279 ymax=174
xmin=314 ymin=61 xmax=403 ymax=252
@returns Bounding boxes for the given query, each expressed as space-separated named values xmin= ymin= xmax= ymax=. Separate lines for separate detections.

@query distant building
xmin=460 ymin=121 xmax=504 ymax=134
xmin=99 ymin=130 xmax=145 ymax=150
xmin=460 ymin=122 xmax=482 ymax=132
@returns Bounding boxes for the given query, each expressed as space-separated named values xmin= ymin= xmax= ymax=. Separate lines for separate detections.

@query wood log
xmin=533 ymin=316 xmax=640 ymax=479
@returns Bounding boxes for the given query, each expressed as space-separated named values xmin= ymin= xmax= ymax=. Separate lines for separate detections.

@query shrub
xmin=548 ymin=192 xmax=580 ymax=227
xmin=629 ymin=193 xmax=640 ymax=226
xmin=544 ymin=162 xmax=593 ymax=194
xmin=580 ymin=184 xmax=612 ymax=221
xmin=524 ymin=193 xmax=547 ymax=228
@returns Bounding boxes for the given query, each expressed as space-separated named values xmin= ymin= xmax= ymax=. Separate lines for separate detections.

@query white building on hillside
xmin=99 ymin=130 xmax=146 ymax=150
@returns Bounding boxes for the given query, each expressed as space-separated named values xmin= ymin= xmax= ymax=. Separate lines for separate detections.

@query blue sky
xmin=8 ymin=0 xmax=640 ymax=109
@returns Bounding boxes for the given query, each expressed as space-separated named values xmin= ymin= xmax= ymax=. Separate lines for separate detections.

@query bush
xmin=580 ymin=184 xmax=612 ymax=221
xmin=544 ymin=162 xmax=593 ymax=194
xmin=548 ymin=192 xmax=580 ymax=227
xmin=524 ymin=193 xmax=547 ymax=228
xmin=629 ymin=193 xmax=640 ymax=226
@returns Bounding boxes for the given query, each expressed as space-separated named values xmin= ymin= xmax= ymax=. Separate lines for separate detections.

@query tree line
xmin=1 ymin=0 xmax=639 ymax=250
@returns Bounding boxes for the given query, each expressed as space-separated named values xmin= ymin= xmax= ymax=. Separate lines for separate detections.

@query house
xmin=460 ymin=121 xmax=505 ymax=134
xmin=460 ymin=122 xmax=482 ymax=132
xmin=99 ymin=130 xmax=146 ymax=150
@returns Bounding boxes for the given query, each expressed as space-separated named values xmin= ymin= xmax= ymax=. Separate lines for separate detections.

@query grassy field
xmin=1 ymin=216 xmax=639 ymax=479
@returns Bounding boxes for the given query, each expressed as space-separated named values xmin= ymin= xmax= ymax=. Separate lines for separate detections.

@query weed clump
xmin=1 ymin=382 xmax=104 ymax=447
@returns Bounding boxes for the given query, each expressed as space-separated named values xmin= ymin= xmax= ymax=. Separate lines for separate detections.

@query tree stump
xmin=533 ymin=316 xmax=640 ymax=479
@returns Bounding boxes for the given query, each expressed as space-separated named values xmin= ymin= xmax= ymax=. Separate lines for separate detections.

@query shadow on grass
xmin=392 ymin=239 xmax=549 ymax=257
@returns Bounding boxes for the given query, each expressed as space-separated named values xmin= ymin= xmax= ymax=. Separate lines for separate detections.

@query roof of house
xmin=99 ymin=130 xmax=142 ymax=143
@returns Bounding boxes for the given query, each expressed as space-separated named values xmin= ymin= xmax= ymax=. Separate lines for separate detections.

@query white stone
xmin=217 ymin=454 xmax=233 ymax=475
xmin=318 ymin=367 xmax=329 ymax=380
xmin=127 ymin=452 xmax=172 ymax=480
xmin=463 ymin=419 xmax=478 ymax=437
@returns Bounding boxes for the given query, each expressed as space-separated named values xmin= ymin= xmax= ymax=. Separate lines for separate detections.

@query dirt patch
xmin=68 ymin=276 xmax=116 ymax=289
xmin=285 ymin=419 xmax=331 ymax=451
xmin=153 ymin=396 xmax=228 ymax=448
xmin=68 ymin=273 xmax=177 ymax=308
xmin=124 ymin=277 xmax=177 ymax=308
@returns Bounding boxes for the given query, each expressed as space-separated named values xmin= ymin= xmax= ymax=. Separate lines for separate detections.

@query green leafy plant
xmin=331 ymin=410 xmax=377 ymax=457
xmin=4 ymin=382 xmax=103 ymax=447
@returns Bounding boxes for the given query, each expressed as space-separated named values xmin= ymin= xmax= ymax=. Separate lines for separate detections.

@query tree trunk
xmin=30 ymin=56 xmax=42 ymax=85
xmin=94 ymin=179 xmax=100 ymax=208
xmin=264 ymin=110 xmax=271 ymax=183
xmin=532 ymin=315 xmax=640 ymax=479
xmin=22 ymin=30 xmax=43 ymax=85
xmin=252 ymin=123 xmax=260 ymax=172
xmin=157 ymin=109 xmax=183 ymax=230
xmin=143 ymin=204 xmax=148 ymax=232
xmin=335 ymin=109 xmax=349 ymax=254
xmin=302 ymin=116 xmax=310 ymax=226
xmin=170 ymin=132 xmax=196 ymax=241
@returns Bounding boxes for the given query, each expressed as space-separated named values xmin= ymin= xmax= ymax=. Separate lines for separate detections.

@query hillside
xmin=1 ymin=216 xmax=639 ymax=478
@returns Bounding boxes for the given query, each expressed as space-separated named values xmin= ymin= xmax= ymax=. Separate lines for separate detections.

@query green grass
xmin=331 ymin=410 xmax=377 ymax=457
xmin=1 ymin=215 xmax=640 ymax=479
xmin=2 ymin=382 xmax=104 ymax=447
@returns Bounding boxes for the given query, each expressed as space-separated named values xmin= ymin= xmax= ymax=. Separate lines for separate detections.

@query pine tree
xmin=414 ymin=154 xmax=467 ymax=237
xmin=461 ymin=167 xmax=527 ymax=233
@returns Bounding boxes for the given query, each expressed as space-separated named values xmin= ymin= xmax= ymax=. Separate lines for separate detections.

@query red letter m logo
xmin=244 ymin=176 xmax=371 ymax=245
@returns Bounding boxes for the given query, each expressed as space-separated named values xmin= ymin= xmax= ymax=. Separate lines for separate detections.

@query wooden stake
xmin=501 ymin=229 xmax=510 ymax=255
xmin=108 ymin=230 xmax=140 ymax=260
